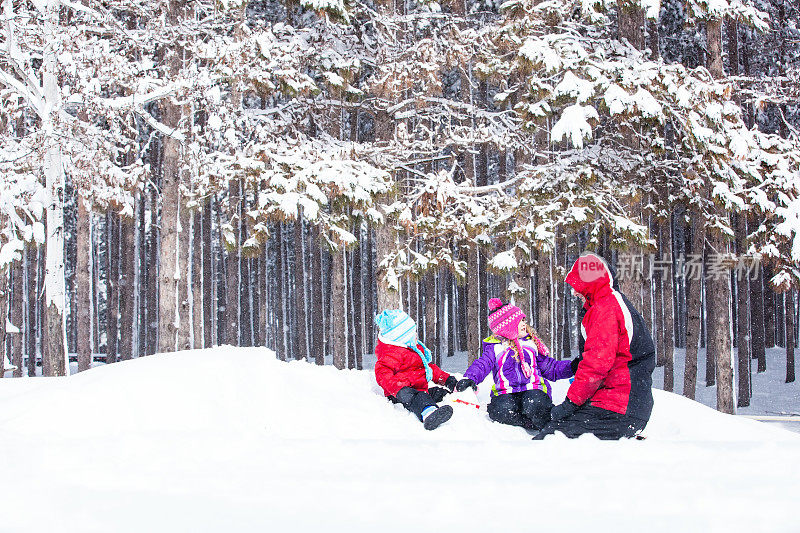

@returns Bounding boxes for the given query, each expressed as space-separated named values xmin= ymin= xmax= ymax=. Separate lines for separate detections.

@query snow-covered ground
xmin=1 ymin=346 xmax=799 ymax=532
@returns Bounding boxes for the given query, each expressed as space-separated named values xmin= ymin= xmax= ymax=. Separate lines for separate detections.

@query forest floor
xmin=0 ymin=347 xmax=798 ymax=532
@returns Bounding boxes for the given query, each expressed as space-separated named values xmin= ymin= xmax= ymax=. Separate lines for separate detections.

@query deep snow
xmin=1 ymin=347 xmax=799 ymax=532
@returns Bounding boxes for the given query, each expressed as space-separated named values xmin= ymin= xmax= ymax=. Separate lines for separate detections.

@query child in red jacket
xmin=374 ymin=309 xmax=457 ymax=430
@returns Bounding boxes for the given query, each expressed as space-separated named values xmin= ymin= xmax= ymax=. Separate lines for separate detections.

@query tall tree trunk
xmin=77 ymin=200 xmax=92 ymax=371
xmin=119 ymin=210 xmax=136 ymax=361
xmin=146 ymin=184 xmax=159 ymax=355
xmin=661 ymin=218 xmax=675 ymax=392
xmin=273 ymin=223 xmax=285 ymax=360
xmin=764 ymin=265 xmax=776 ymax=348
xmin=225 ymin=180 xmax=241 ymax=347
xmin=352 ymin=224 xmax=364 ymax=368
xmin=106 ymin=211 xmax=119 ymax=364
xmin=786 ymin=290 xmax=796 ymax=383
xmin=11 ymin=259 xmax=23 ymax=376
xmin=42 ymin=5 xmax=67 ymax=377
xmin=536 ymin=253 xmax=552 ymax=348
xmin=191 ymin=211 xmax=203 ymax=349
xmin=311 ymin=228 xmax=324 ymax=365
xmin=683 ymin=209 xmax=705 ymax=399
xmin=294 ymin=217 xmax=308 ymax=361
xmin=332 ymin=249 xmax=347 ymax=369
xmin=466 ymin=246 xmax=480 ymax=363
xmin=424 ymin=272 xmax=436 ymax=356
xmin=734 ymin=213 xmax=751 ymax=406
xmin=707 ymin=232 xmax=734 ymax=413
xmin=0 ymin=265 xmax=6 ymax=376
xmin=26 ymin=247 xmax=37 ymax=376
xmin=364 ymin=228 xmax=376 ymax=350
xmin=618 ymin=0 xmax=645 ymax=50
xmin=202 ymin=202 xmax=214 ymax=348
xmin=159 ymin=129 xmax=182 ymax=354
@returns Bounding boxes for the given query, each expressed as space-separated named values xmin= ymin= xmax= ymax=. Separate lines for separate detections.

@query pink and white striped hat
xmin=487 ymin=298 xmax=525 ymax=341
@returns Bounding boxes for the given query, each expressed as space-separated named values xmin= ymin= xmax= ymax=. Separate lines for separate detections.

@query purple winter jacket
xmin=464 ymin=335 xmax=574 ymax=397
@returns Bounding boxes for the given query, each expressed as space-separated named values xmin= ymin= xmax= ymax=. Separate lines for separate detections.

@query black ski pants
xmin=532 ymin=404 xmax=647 ymax=440
xmin=390 ymin=387 xmax=438 ymax=421
xmin=487 ymin=389 xmax=553 ymax=430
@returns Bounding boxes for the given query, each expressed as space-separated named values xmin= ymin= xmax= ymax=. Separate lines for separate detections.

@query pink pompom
xmin=488 ymin=298 xmax=504 ymax=311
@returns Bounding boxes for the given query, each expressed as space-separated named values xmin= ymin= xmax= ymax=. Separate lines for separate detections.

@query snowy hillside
xmin=1 ymin=347 xmax=799 ymax=532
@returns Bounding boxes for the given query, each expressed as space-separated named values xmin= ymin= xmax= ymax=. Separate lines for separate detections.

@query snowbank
xmin=1 ymin=347 xmax=798 ymax=532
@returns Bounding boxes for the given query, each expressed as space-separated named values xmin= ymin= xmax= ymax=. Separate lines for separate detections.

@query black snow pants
xmin=532 ymin=404 xmax=647 ymax=440
xmin=487 ymin=389 xmax=553 ymax=430
xmin=391 ymin=387 xmax=438 ymax=421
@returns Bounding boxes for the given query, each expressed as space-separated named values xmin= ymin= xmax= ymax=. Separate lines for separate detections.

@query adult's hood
xmin=565 ymin=252 xmax=615 ymax=306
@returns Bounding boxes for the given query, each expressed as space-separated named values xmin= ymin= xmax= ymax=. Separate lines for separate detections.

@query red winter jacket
xmin=374 ymin=340 xmax=451 ymax=398
xmin=565 ymin=253 xmax=656 ymax=420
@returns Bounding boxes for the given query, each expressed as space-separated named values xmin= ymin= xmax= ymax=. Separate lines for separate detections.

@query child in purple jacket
xmin=457 ymin=298 xmax=578 ymax=430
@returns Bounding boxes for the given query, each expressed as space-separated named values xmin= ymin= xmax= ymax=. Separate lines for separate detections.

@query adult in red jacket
xmin=374 ymin=310 xmax=457 ymax=430
xmin=533 ymin=252 xmax=656 ymax=440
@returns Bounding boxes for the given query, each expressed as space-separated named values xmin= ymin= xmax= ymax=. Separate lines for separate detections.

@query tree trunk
xmin=332 ymin=249 xmax=347 ymax=369
xmin=375 ymin=223 xmax=400 ymax=312
xmin=202 ymin=202 xmax=214 ymax=348
xmin=118 ymin=209 xmax=136 ymax=361
xmin=26 ymin=247 xmax=37 ymax=376
xmin=273 ymin=223 xmax=285 ymax=360
xmin=707 ymin=232 xmax=734 ymax=413
xmin=42 ymin=5 xmax=67 ymax=377
xmin=0 ymin=265 xmax=6 ymax=376
xmin=11 ymin=259 xmax=23 ymax=376
xmin=311 ymin=228 xmax=324 ymax=365
xmin=536 ymin=253 xmax=552 ymax=348
xmin=765 ymin=265 xmax=776 ymax=348
xmin=466 ymin=245 xmax=480 ymax=363
xmin=424 ymin=272 xmax=436 ymax=355
xmin=683 ymin=209 xmax=705 ymax=399
xmin=734 ymin=213 xmax=751 ymax=406
xmin=225 ymin=180 xmax=241 ymax=347
xmin=294 ymin=217 xmax=308 ymax=361
xmin=158 ymin=124 xmax=182 ymax=354
xmin=77 ymin=200 xmax=92 ymax=371
xmin=617 ymin=0 xmax=645 ymax=50
xmin=191 ymin=211 xmax=203 ymax=349
xmin=352 ymin=224 xmax=364 ymax=368
xmin=106 ymin=211 xmax=119 ymax=364
xmin=364 ymin=228 xmax=375 ymax=350
xmin=661 ymin=218 xmax=675 ymax=392
xmin=787 ymin=290 xmax=796 ymax=383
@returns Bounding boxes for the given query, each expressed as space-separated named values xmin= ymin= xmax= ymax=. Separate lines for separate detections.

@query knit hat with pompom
xmin=487 ymin=298 xmax=531 ymax=378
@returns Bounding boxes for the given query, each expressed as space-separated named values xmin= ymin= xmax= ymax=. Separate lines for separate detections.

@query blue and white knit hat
xmin=375 ymin=310 xmax=433 ymax=382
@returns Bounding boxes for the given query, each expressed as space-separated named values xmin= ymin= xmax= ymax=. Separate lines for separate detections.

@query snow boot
xmin=422 ymin=405 xmax=453 ymax=430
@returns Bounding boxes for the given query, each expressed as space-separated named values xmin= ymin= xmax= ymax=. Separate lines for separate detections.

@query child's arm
xmin=533 ymin=336 xmax=575 ymax=381
xmin=374 ymin=359 xmax=407 ymax=397
xmin=462 ymin=342 xmax=497 ymax=385
xmin=429 ymin=363 xmax=452 ymax=386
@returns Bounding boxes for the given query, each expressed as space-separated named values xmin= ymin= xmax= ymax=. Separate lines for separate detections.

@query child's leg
xmin=394 ymin=387 xmax=437 ymax=421
xmin=519 ymin=389 xmax=554 ymax=430
xmin=393 ymin=387 xmax=453 ymax=430
xmin=486 ymin=393 xmax=531 ymax=428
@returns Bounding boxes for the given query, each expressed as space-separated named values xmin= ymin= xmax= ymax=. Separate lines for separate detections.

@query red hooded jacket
xmin=565 ymin=253 xmax=656 ymax=420
xmin=374 ymin=340 xmax=451 ymax=398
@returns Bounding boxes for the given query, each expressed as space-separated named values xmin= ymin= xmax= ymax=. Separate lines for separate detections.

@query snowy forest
xmin=0 ymin=0 xmax=798 ymax=417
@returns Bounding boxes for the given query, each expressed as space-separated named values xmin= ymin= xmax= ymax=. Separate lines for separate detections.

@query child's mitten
xmin=444 ymin=375 xmax=458 ymax=392
xmin=456 ymin=378 xmax=477 ymax=392
xmin=427 ymin=386 xmax=449 ymax=403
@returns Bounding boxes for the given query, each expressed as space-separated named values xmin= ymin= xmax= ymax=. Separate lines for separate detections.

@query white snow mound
xmin=0 ymin=346 xmax=798 ymax=532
